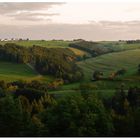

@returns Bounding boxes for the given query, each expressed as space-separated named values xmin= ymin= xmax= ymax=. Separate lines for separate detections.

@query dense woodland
xmin=0 ymin=80 xmax=140 ymax=136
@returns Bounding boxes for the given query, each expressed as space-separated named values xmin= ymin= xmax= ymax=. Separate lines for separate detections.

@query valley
xmin=0 ymin=39 xmax=140 ymax=136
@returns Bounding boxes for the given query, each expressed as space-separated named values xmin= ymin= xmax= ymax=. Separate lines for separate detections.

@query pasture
xmin=78 ymin=49 xmax=140 ymax=81
xmin=0 ymin=61 xmax=41 ymax=82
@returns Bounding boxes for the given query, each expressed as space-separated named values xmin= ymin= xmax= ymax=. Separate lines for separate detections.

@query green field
xmin=0 ymin=61 xmax=41 ymax=82
xmin=100 ymin=41 xmax=140 ymax=51
xmin=0 ymin=40 xmax=71 ymax=48
xmin=78 ymin=49 xmax=140 ymax=81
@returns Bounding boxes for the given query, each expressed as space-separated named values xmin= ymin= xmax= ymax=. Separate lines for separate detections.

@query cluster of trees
xmin=126 ymin=40 xmax=140 ymax=44
xmin=138 ymin=64 xmax=140 ymax=74
xmin=69 ymin=40 xmax=112 ymax=57
xmin=0 ymin=80 xmax=140 ymax=136
xmin=30 ymin=45 xmax=83 ymax=82
xmin=92 ymin=70 xmax=103 ymax=81
xmin=92 ymin=68 xmax=127 ymax=81
xmin=109 ymin=86 xmax=140 ymax=136
xmin=0 ymin=43 xmax=30 ymax=63
xmin=109 ymin=69 xmax=127 ymax=80
xmin=0 ymin=43 xmax=83 ymax=82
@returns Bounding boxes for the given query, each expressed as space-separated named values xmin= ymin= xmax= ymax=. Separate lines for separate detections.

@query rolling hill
xmin=77 ymin=49 xmax=140 ymax=81
xmin=50 ymin=49 xmax=140 ymax=96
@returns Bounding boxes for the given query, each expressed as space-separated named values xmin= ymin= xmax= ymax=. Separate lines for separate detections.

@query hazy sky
xmin=1 ymin=1 xmax=140 ymax=40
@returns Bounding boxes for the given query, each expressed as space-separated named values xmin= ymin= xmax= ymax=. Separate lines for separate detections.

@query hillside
xmin=69 ymin=40 xmax=140 ymax=58
xmin=51 ymin=49 xmax=140 ymax=97
xmin=78 ymin=49 xmax=140 ymax=81
xmin=0 ymin=61 xmax=40 ymax=82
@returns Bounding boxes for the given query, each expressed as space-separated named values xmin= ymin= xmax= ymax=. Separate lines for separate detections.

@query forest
xmin=0 ymin=79 xmax=140 ymax=136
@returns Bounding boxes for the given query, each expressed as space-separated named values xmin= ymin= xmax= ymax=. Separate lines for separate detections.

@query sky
xmin=1 ymin=1 xmax=140 ymax=41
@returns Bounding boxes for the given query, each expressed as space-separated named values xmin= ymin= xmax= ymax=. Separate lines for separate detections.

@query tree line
xmin=69 ymin=40 xmax=112 ymax=57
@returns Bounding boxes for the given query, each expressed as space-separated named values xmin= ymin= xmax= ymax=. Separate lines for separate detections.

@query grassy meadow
xmin=78 ymin=49 xmax=140 ymax=81
xmin=0 ymin=61 xmax=40 ymax=82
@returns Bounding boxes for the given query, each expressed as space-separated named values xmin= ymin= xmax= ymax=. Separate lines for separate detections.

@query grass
xmin=68 ymin=47 xmax=89 ymax=56
xmin=101 ymin=41 xmax=140 ymax=51
xmin=54 ymin=49 xmax=140 ymax=97
xmin=0 ymin=61 xmax=38 ymax=82
xmin=78 ymin=49 xmax=140 ymax=81
xmin=0 ymin=61 xmax=57 ymax=83
xmin=48 ymin=87 xmax=116 ymax=99
xmin=0 ymin=61 xmax=54 ymax=82
xmin=1 ymin=40 xmax=140 ymax=51
xmin=0 ymin=40 xmax=71 ymax=48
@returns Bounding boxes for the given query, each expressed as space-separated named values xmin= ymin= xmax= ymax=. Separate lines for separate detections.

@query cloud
xmin=0 ymin=2 xmax=63 ymax=21
xmin=0 ymin=21 xmax=140 ymax=41
xmin=0 ymin=3 xmax=63 ymax=14
xmin=89 ymin=20 xmax=140 ymax=30
xmin=8 ymin=12 xmax=59 ymax=21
